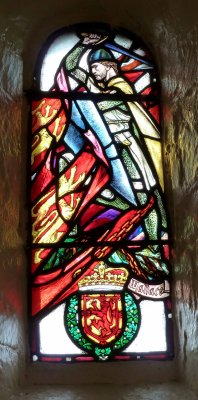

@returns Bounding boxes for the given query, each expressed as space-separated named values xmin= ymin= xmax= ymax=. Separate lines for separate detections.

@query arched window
xmin=30 ymin=23 xmax=173 ymax=362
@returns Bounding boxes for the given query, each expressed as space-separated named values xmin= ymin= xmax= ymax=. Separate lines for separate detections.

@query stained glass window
xmin=30 ymin=24 xmax=173 ymax=363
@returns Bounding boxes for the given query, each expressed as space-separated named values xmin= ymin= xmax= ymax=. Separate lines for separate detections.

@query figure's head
xmin=89 ymin=48 xmax=118 ymax=82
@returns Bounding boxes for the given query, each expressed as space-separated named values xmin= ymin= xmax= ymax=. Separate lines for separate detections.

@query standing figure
xmin=63 ymin=32 xmax=169 ymax=275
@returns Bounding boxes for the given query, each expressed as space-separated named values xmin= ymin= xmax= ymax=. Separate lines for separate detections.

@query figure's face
xmin=91 ymin=62 xmax=108 ymax=81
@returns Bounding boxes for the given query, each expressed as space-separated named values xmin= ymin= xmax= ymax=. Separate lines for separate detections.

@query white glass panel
xmin=134 ymin=72 xmax=150 ymax=93
xmin=125 ymin=300 xmax=167 ymax=353
xmin=40 ymin=33 xmax=79 ymax=91
xmin=114 ymin=34 xmax=132 ymax=49
xmin=39 ymin=303 xmax=82 ymax=354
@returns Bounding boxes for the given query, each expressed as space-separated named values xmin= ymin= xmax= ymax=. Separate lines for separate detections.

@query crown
xmin=78 ymin=261 xmax=129 ymax=291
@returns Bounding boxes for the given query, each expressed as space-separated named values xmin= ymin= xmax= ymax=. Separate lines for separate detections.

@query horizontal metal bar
xmin=28 ymin=239 xmax=172 ymax=249
xmin=24 ymin=89 xmax=159 ymax=102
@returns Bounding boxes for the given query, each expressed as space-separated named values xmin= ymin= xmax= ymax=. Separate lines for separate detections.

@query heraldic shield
xmin=64 ymin=262 xmax=140 ymax=361
xmin=81 ymin=293 xmax=122 ymax=345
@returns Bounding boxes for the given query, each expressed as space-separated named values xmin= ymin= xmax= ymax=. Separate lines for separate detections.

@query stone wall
xmin=0 ymin=0 xmax=197 ymax=397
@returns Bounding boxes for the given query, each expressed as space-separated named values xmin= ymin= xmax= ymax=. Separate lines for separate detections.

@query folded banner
xmin=128 ymin=278 xmax=170 ymax=299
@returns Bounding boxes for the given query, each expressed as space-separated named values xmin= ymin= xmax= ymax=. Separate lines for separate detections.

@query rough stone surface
xmin=8 ymin=384 xmax=198 ymax=400
xmin=0 ymin=0 xmax=197 ymax=398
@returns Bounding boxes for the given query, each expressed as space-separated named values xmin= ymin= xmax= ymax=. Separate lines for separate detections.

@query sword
xmin=105 ymin=43 xmax=153 ymax=67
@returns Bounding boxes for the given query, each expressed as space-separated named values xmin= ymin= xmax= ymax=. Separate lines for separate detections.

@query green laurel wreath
xmin=65 ymin=291 xmax=140 ymax=361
